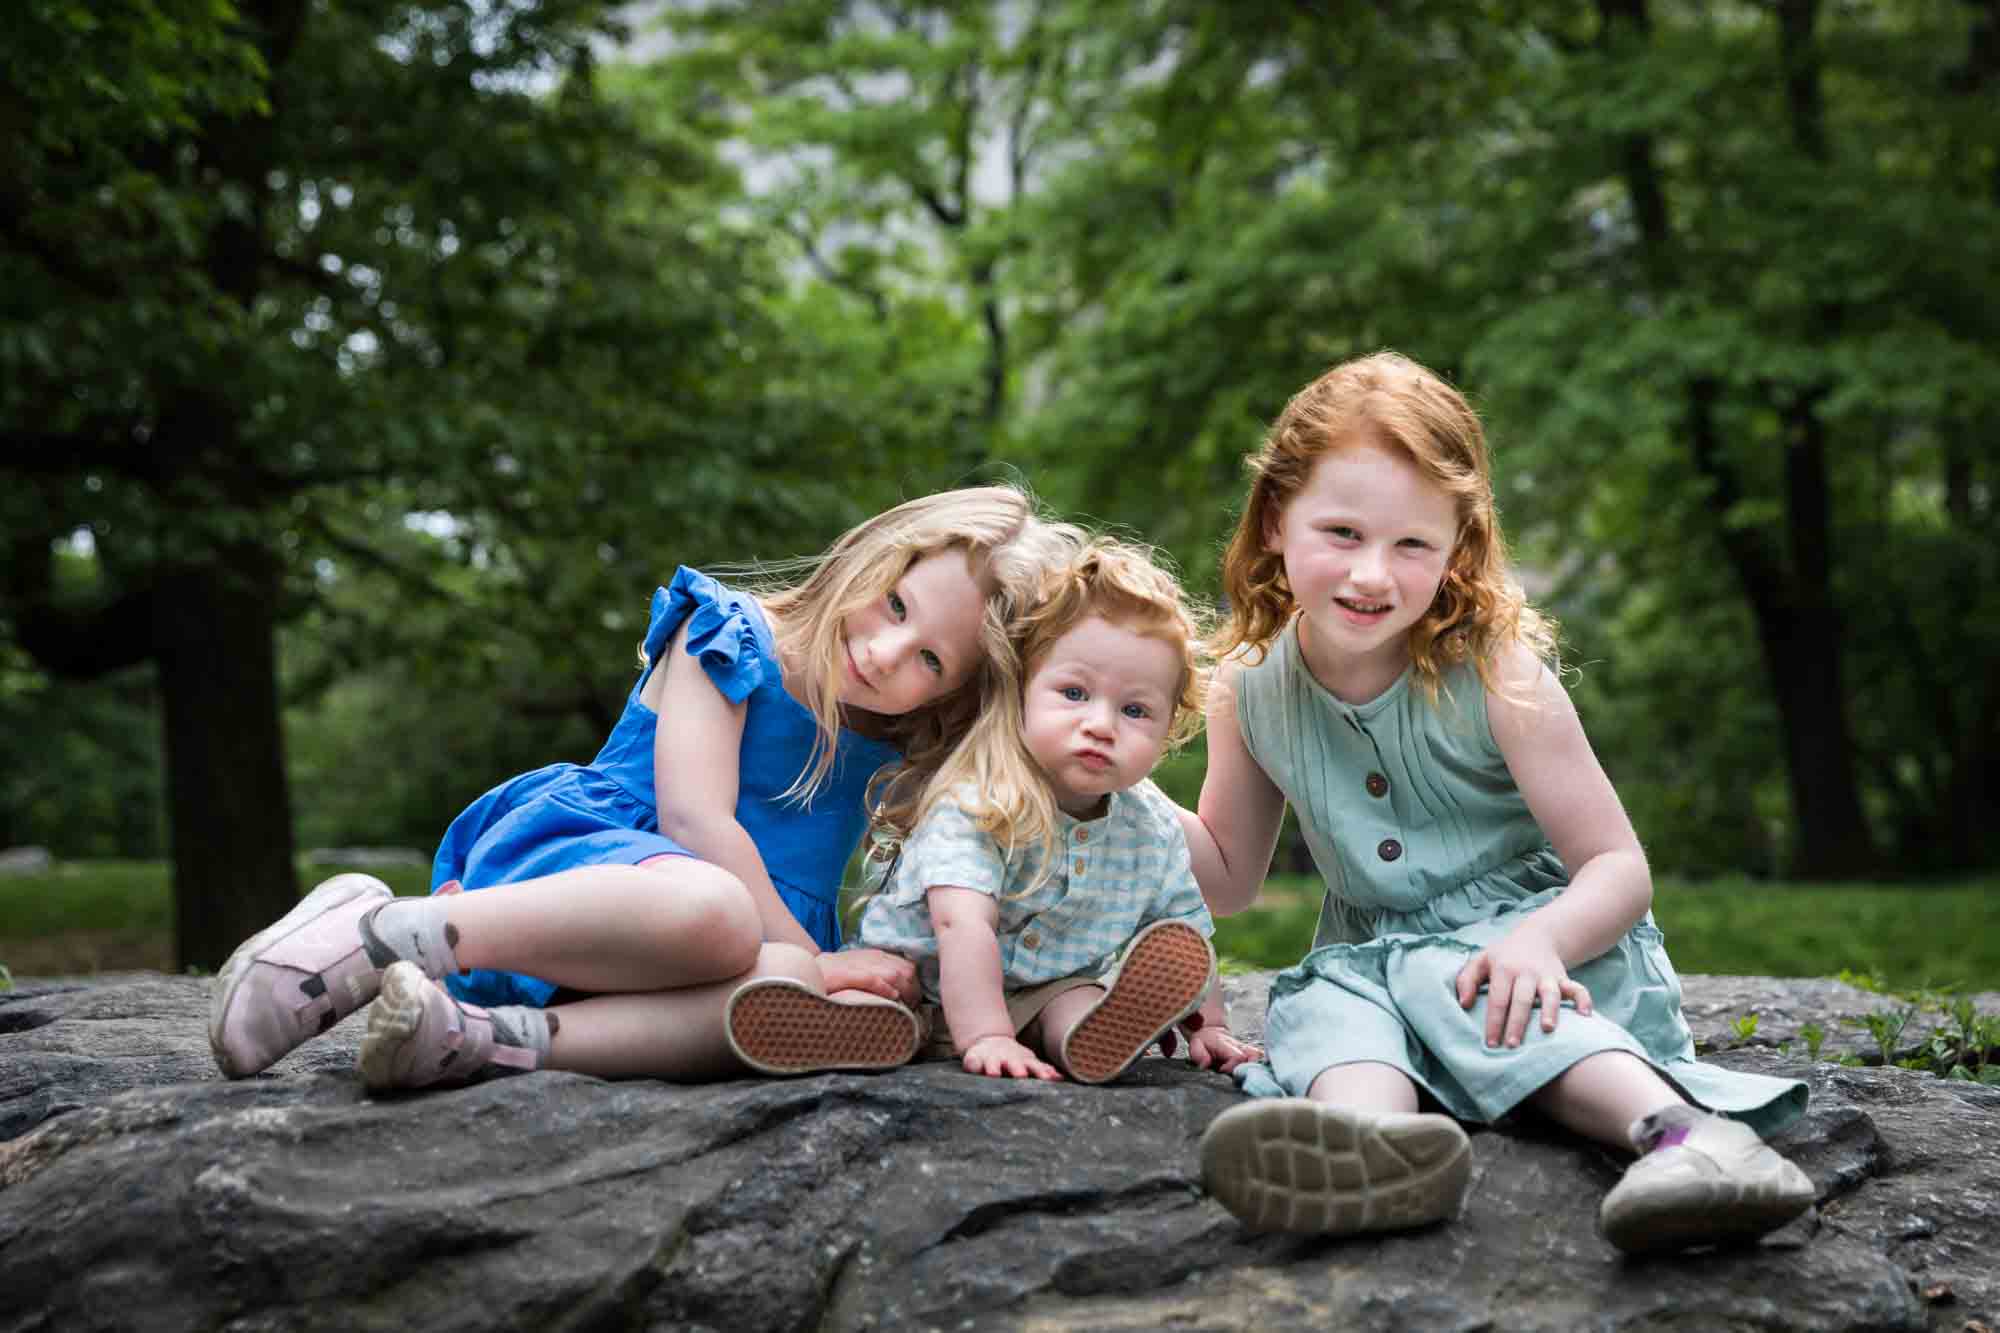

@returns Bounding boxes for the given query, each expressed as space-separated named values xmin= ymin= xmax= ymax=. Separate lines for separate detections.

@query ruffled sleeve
xmin=642 ymin=566 xmax=767 ymax=705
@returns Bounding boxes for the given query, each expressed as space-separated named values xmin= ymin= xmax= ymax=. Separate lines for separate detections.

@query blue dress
xmin=435 ymin=567 xmax=901 ymax=1008
xmin=1231 ymin=622 xmax=1806 ymax=1137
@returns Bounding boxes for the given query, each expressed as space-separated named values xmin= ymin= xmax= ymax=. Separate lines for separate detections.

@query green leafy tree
xmin=990 ymin=0 xmax=2000 ymax=875
xmin=0 ymin=0 xmax=914 ymax=966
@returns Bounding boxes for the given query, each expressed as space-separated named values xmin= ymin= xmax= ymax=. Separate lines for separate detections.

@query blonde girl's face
xmin=1266 ymin=440 xmax=1459 ymax=679
xmin=837 ymin=548 xmax=988 ymax=716
xmin=1022 ymin=614 xmax=1181 ymax=818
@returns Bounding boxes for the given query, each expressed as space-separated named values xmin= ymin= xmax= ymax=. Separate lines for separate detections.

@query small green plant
xmin=0 ymin=961 xmax=11 ymax=992
xmin=1730 ymin=1012 xmax=1761 ymax=1042
xmin=1800 ymin=1022 xmax=1826 ymax=1061
xmin=1854 ymin=1005 xmax=1918 ymax=1066
xmin=1837 ymin=967 xmax=1889 ymax=995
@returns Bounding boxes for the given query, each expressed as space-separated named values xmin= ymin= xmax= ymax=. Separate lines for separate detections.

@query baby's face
xmin=1021 ymin=614 xmax=1181 ymax=818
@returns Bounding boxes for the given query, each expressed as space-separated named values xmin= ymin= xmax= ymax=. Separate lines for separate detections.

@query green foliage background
xmin=4 ymin=0 xmax=1997 ymax=949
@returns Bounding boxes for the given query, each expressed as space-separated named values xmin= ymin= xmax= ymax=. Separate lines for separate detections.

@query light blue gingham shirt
xmin=854 ymin=779 xmax=1215 ymax=1004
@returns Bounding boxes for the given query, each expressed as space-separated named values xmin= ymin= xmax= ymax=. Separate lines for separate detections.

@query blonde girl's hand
xmin=1455 ymin=923 xmax=1593 ymax=1048
xmin=1185 ymin=1024 xmax=1263 ymax=1074
xmin=818 ymin=948 xmax=920 ymax=1005
xmin=962 ymin=1034 xmax=1063 ymax=1081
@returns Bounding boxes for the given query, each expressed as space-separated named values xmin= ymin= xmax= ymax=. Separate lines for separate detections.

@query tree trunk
xmin=153 ymin=556 xmax=298 ymax=971
xmin=1744 ymin=602 xmax=1878 ymax=878
xmin=1686 ymin=379 xmax=1879 ymax=877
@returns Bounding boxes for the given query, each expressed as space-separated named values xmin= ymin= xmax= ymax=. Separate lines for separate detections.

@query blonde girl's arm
xmin=928 ymin=886 xmax=1061 ymax=1080
xmin=650 ymin=621 xmax=820 ymax=954
xmin=1183 ymin=660 xmax=1289 ymax=915
xmin=1457 ymin=642 xmax=1653 ymax=1046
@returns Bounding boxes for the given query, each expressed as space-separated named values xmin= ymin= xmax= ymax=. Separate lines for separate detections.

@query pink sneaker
xmin=360 ymin=961 xmax=543 ymax=1091
xmin=1059 ymin=919 xmax=1215 ymax=1084
xmin=724 ymin=978 xmax=920 ymax=1076
xmin=208 ymin=873 xmax=396 ymax=1078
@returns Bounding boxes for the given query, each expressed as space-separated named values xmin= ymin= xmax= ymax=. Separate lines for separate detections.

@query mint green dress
xmin=1232 ymin=621 xmax=1806 ymax=1136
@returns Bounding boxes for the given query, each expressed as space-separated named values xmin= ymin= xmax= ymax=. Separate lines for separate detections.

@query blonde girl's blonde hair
xmin=1215 ymin=350 xmax=1557 ymax=702
xmin=888 ymin=536 xmax=1211 ymax=886
xmin=730 ymin=485 xmax=1084 ymax=814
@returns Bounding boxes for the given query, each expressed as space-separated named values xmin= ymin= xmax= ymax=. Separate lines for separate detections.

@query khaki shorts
xmin=915 ymin=974 xmax=1106 ymax=1062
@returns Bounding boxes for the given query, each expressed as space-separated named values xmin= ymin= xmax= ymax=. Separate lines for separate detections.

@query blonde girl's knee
xmin=648 ymin=859 xmax=761 ymax=971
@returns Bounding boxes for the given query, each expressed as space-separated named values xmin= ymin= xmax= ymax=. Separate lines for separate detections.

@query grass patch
xmin=1210 ymin=873 xmax=2000 ymax=994
xmin=0 ymin=860 xmax=433 ymax=976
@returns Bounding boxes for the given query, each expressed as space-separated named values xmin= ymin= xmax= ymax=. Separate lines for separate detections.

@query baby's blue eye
xmin=1122 ymin=703 xmax=1150 ymax=719
xmin=887 ymin=591 xmax=907 ymax=619
xmin=1061 ymin=685 xmax=1086 ymax=702
xmin=921 ymin=649 xmax=943 ymax=675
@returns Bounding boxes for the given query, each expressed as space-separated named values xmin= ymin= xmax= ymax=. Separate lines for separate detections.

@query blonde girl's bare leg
xmin=1201 ymin=1060 xmax=1471 ymax=1235
xmin=545 ymin=943 xmax=831 ymax=1080
xmin=363 ymin=942 xmax=825 ymax=1087
xmin=439 ymin=858 xmax=763 ymax=993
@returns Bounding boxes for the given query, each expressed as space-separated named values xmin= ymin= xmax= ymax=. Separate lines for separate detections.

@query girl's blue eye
xmin=1061 ymin=685 xmax=1086 ymax=702
xmin=887 ymin=591 xmax=907 ymax=619
xmin=1122 ymin=703 xmax=1150 ymax=720
xmin=921 ymin=649 xmax=943 ymax=675
xmin=1326 ymin=525 xmax=1358 ymax=541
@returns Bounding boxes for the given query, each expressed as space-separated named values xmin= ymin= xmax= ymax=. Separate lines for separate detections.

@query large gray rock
xmin=1 ymin=971 xmax=1994 ymax=1332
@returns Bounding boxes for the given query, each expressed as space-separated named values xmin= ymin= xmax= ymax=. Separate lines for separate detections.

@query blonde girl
xmin=209 ymin=486 xmax=1079 ymax=1088
xmin=727 ymin=538 xmax=1262 ymax=1084
xmin=1188 ymin=353 xmax=1814 ymax=1254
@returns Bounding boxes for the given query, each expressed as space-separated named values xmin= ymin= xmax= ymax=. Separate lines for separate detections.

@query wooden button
xmin=1073 ymin=859 xmax=1086 ymax=876
xmin=1378 ymin=838 xmax=1403 ymax=862
xmin=1023 ymin=930 xmax=1041 ymax=949
xmin=1365 ymin=772 xmax=1389 ymax=798
xmin=1076 ymin=827 xmax=1090 ymax=843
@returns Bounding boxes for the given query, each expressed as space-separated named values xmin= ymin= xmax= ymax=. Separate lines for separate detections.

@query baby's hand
xmin=819 ymin=947 xmax=919 ymax=1005
xmin=962 ymin=1034 xmax=1062 ymax=1081
xmin=1185 ymin=1024 xmax=1263 ymax=1074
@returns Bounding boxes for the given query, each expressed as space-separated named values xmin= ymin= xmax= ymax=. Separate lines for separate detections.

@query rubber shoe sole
xmin=725 ymin=978 xmax=920 ymax=1076
xmin=1060 ymin=919 xmax=1215 ymax=1084
xmin=358 ymin=959 xmax=440 ymax=1091
xmin=1200 ymin=1099 xmax=1473 ymax=1235
xmin=208 ymin=872 xmax=393 ymax=1078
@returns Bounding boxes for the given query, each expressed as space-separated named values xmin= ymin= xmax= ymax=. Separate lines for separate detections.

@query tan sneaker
xmin=724 ymin=978 xmax=920 ymax=1076
xmin=1059 ymin=919 xmax=1215 ymax=1084
xmin=1600 ymin=1105 xmax=1816 ymax=1253
xmin=1200 ymin=1099 xmax=1473 ymax=1235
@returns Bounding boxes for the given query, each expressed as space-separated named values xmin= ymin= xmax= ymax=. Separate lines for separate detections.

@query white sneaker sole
xmin=1200 ymin=1099 xmax=1473 ymax=1235
xmin=358 ymin=959 xmax=431 ymax=1091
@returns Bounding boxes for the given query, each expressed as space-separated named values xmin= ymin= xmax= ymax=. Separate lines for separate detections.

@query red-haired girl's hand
xmin=1455 ymin=922 xmax=1593 ymax=1048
